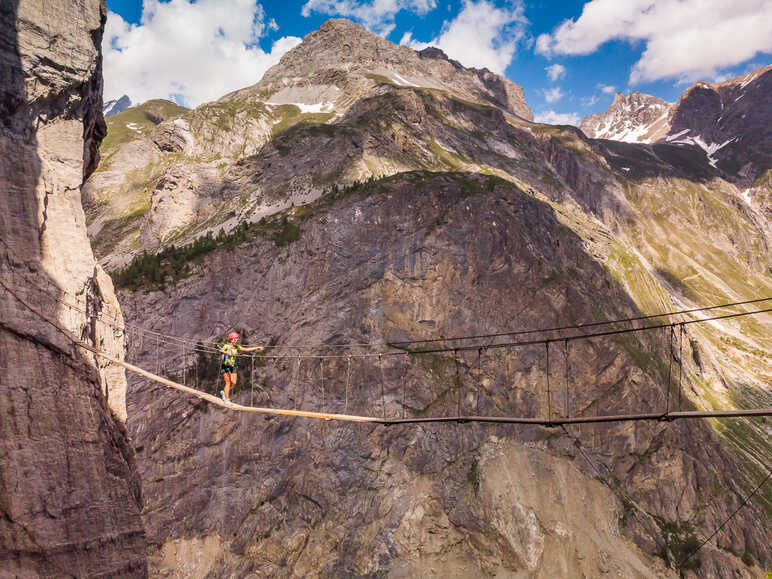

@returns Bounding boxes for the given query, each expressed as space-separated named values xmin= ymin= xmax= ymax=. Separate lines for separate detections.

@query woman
xmin=218 ymin=331 xmax=264 ymax=404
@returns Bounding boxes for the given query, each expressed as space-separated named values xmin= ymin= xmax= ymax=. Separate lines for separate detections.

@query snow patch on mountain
xmin=579 ymin=93 xmax=672 ymax=143
xmin=692 ymin=136 xmax=737 ymax=167
xmin=665 ymin=129 xmax=690 ymax=142
xmin=103 ymin=95 xmax=131 ymax=118
xmin=293 ymin=102 xmax=335 ymax=114
xmin=392 ymin=72 xmax=419 ymax=87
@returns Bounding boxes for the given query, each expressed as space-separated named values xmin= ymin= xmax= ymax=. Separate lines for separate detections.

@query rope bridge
xmin=2 ymin=274 xmax=770 ymax=425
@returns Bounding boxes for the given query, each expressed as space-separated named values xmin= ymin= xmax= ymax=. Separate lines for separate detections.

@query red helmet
xmin=228 ymin=332 xmax=240 ymax=342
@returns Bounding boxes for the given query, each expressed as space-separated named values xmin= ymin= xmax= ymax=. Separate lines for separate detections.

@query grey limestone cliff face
xmin=0 ymin=0 xmax=146 ymax=575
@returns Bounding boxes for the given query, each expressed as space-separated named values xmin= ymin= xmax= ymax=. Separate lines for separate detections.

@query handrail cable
xmin=399 ymin=308 xmax=772 ymax=356
xmin=388 ymin=297 xmax=772 ymax=347
xmin=6 ymin=273 xmax=769 ymax=355
xmin=2 ymin=277 xmax=770 ymax=426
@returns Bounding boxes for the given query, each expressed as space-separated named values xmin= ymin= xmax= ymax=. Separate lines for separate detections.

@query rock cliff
xmin=665 ymin=66 xmax=772 ymax=185
xmin=121 ymin=172 xmax=770 ymax=577
xmin=0 ymin=0 xmax=146 ymax=574
xmin=86 ymin=18 xmax=770 ymax=578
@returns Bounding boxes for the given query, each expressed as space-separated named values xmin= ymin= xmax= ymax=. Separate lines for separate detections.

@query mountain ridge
xmin=580 ymin=64 xmax=772 ymax=186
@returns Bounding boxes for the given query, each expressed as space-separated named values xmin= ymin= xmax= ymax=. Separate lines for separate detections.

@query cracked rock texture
xmin=122 ymin=173 xmax=769 ymax=578
xmin=87 ymin=16 xmax=769 ymax=578
xmin=0 ymin=0 xmax=146 ymax=575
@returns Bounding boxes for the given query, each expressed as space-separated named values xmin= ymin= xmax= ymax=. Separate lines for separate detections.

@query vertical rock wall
xmin=0 ymin=0 xmax=146 ymax=575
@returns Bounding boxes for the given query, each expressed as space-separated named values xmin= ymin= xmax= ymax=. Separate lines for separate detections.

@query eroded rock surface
xmin=0 ymin=0 xmax=146 ymax=574
xmin=122 ymin=173 xmax=770 ymax=577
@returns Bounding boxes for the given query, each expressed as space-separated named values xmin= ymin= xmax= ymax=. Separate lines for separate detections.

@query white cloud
xmin=543 ymin=86 xmax=563 ymax=103
xmin=581 ymin=94 xmax=599 ymax=107
xmin=533 ymin=110 xmax=581 ymax=125
xmin=546 ymin=63 xmax=566 ymax=81
xmin=301 ymin=0 xmax=436 ymax=36
xmin=597 ymin=83 xmax=616 ymax=94
xmin=535 ymin=33 xmax=552 ymax=56
xmin=400 ymin=0 xmax=528 ymax=74
xmin=103 ymin=0 xmax=302 ymax=107
xmin=534 ymin=0 xmax=772 ymax=83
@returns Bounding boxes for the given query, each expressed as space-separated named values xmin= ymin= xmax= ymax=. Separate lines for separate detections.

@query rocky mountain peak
xmin=581 ymin=64 xmax=770 ymax=182
xmin=418 ymin=46 xmax=462 ymax=68
xmin=663 ymin=64 xmax=771 ymax=181
xmin=267 ymin=17 xmax=412 ymax=76
xmin=581 ymin=91 xmax=672 ymax=143
xmin=237 ymin=18 xmax=531 ymax=120
xmin=104 ymin=94 xmax=132 ymax=117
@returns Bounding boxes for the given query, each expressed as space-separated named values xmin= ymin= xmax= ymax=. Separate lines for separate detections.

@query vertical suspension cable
xmin=292 ymin=357 xmax=301 ymax=408
xmin=454 ymin=349 xmax=460 ymax=417
xmin=475 ymin=348 xmax=482 ymax=416
xmin=183 ymin=344 xmax=187 ymax=386
xmin=457 ymin=352 xmax=463 ymax=417
xmin=678 ymin=324 xmax=684 ymax=411
xmin=156 ymin=334 xmax=160 ymax=375
xmin=379 ymin=355 xmax=385 ymax=419
xmin=666 ymin=325 xmax=674 ymax=414
xmin=250 ymin=354 xmax=255 ymax=407
xmin=401 ymin=355 xmax=408 ymax=419
xmin=320 ymin=358 xmax=325 ymax=415
xmin=345 ymin=356 xmax=351 ymax=414
xmin=546 ymin=341 xmax=551 ymax=422
xmin=564 ymin=339 xmax=570 ymax=419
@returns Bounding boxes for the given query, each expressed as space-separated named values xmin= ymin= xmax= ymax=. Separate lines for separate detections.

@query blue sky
xmin=104 ymin=0 xmax=771 ymax=124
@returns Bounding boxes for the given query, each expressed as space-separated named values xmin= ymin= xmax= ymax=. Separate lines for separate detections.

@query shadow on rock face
xmin=0 ymin=1 xmax=146 ymax=575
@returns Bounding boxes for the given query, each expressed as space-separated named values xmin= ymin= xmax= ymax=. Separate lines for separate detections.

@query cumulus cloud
xmin=534 ymin=0 xmax=772 ymax=83
xmin=533 ymin=110 xmax=581 ymax=125
xmin=301 ymin=0 xmax=436 ymax=36
xmin=597 ymin=83 xmax=616 ymax=94
xmin=546 ymin=63 xmax=566 ymax=81
xmin=543 ymin=86 xmax=563 ymax=103
xmin=103 ymin=0 xmax=302 ymax=107
xmin=400 ymin=0 xmax=528 ymax=74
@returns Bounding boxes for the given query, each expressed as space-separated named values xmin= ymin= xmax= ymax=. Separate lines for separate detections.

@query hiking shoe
xmin=220 ymin=390 xmax=226 ymax=401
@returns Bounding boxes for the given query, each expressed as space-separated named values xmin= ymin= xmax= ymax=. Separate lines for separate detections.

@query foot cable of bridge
xmin=2 ymin=277 xmax=770 ymax=425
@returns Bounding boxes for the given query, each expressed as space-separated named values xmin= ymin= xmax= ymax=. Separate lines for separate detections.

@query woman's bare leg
xmin=223 ymin=372 xmax=233 ymax=400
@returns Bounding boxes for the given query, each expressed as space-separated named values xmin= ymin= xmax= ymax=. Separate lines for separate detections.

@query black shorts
xmin=220 ymin=365 xmax=238 ymax=374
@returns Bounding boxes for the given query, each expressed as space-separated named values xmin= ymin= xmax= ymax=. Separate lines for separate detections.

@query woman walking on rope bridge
xmin=218 ymin=332 xmax=263 ymax=404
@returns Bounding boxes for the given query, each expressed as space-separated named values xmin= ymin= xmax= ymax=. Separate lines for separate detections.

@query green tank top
xmin=220 ymin=343 xmax=242 ymax=367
